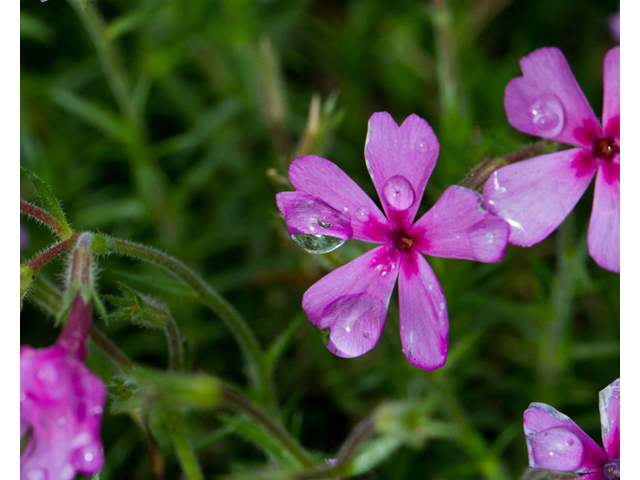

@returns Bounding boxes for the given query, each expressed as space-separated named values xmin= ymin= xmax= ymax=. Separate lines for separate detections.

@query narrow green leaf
xmin=20 ymin=166 xmax=72 ymax=238
xmin=49 ymin=88 xmax=126 ymax=141
xmin=347 ymin=436 xmax=403 ymax=476
xmin=218 ymin=414 xmax=304 ymax=469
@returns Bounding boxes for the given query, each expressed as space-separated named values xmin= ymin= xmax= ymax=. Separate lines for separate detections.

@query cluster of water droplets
xmin=289 ymin=197 xmax=352 ymax=254
xmin=529 ymin=94 xmax=565 ymax=137
xmin=382 ymin=175 xmax=415 ymax=211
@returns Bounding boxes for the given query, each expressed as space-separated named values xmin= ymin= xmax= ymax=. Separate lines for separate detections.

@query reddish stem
xmin=26 ymin=235 xmax=79 ymax=272
xmin=459 ymin=140 xmax=556 ymax=191
xmin=20 ymin=200 xmax=66 ymax=238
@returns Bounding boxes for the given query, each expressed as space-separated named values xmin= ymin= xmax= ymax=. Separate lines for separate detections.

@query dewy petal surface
xmin=411 ymin=186 xmax=509 ymax=262
xmin=276 ymin=192 xmax=353 ymax=241
xmin=599 ymin=378 xmax=620 ymax=459
xmin=483 ymin=148 xmax=598 ymax=247
xmin=398 ymin=251 xmax=448 ymax=370
xmin=288 ymin=155 xmax=391 ymax=243
xmin=524 ymin=402 xmax=607 ymax=473
xmin=504 ymin=47 xmax=600 ymax=147
xmin=602 ymin=46 xmax=620 ymax=140
xmin=363 ymin=112 xmax=439 ymax=227
xmin=20 ymin=344 xmax=106 ymax=480
xmin=588 ymin=162 xmax=620 ymax=272
xmin=302 ymin=245 xmax=400 ymax=358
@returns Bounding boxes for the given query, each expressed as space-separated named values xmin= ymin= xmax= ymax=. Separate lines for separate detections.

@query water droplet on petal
xmin=91 ymin=406 xmax=103 ymax=415
xmin=356 ymin=208 xmax=368 ymax=220
xmin=428 ymin=283 xmax=433 ymax=291
xmin=415 ymin=138 xmax=429 ymax=153
xmin=529 ymin=94 xmax=565 ymax=137
xmin=363 ymin=332 xmax=370 ymax=338
xmin=20 ymin=392 xmax=26 ymax=401
xmin=291 ymin=234 xmax=345 ymax=254
xmin=531 ymin=427 xmax=585 ymax=471
xmin=318 ymin=213 xmax=333 ymax=228
xmin=486 ymin=232 xmax=494 ymax=243
xmin=382 ymin=175 xmax=415 ymax=211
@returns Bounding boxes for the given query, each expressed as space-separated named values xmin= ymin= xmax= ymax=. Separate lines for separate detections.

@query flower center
xmin=388 ymin=229 xmax=413 ymax=252
xmin=591 ymin=135 xmax=619 ymax=162
xmin=603 ymin=458 xmax=620 ymax=480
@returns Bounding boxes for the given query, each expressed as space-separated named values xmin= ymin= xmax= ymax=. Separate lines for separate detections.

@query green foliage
xmin=20 ymin=0 xmax=620 ymax=478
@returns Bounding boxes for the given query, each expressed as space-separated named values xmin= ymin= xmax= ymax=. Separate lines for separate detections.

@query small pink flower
xmin=523 ymin=379 xmax=620 ymax=480
xmin=277 ymin=112 xmax=509 ymax=370
xmin=21 ymin=296 xmax=106 ymax=480
xmin=483 ymin=47 xmax=620 ymax=272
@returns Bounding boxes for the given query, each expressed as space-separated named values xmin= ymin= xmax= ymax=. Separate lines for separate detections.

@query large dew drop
xmin=531 ymin=426 xmax=585 ymax=471
xmin=529 ymin=94 xmax=565 ymax=137
xmin=291 ymin=233 xmax=345 ymax=254
xmin=382 ymin=175 xmax=415 ymax=211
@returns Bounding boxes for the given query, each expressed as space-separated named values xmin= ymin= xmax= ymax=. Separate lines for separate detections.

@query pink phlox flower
xmin=276 ymin=112 xmax=509 ymax=370
xmin=483 ymin=46 xmax=620 ymax=272
xmin=523 ymin=378 xmax=620 ymax=480
xmin=20 ymin=297 xmax=106 ymax=480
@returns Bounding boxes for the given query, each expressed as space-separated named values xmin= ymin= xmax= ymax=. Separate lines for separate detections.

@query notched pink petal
xmin=504 ymin=47 xmax=600 ymax=146
xmin=302 ymin=245 xmax=400 ymax=358
xmin=276 ymin=192 xmax=353 ymax=241
xmin=483 ymin=148 xmax=597 ymax=247
xmin=288 ymin=155 xmax=390 ymax=243
xmin=398 ymin=251 xmax=448 ymax=370
xmin=364 ymin=112 xmax=439 ymax=226
xmin=602 ymin=46 xmax=620 ymax=138
xmin=411 ymin=186 xmax=509 ymax=262
xmin=524 ymin=403 xmax=607 ymax=473
xmin=588 ymin=161 xmax=620 ymax=272
xmin=599 ymin=378 xmax=620 ymax=459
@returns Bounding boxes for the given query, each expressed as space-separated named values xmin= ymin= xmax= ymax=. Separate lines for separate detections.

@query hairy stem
xmin=26 ymin=235 xmax=79 ymax=272
xmin=107 ymin=237 xmax=275 ymax=411
xmin=20 ymin=200 xmax=67 ymax=238
xmin=460 ymin=140 xmax=557 ymax=191
xmin=165 ymin=314 xmax=185 ymax=371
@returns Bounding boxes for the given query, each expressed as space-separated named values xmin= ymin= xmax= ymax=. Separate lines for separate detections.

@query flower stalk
xmin=20 ymin=200 xmax=68 ymax=238
xmin=102 ymin=237 xmax=276 ymax=411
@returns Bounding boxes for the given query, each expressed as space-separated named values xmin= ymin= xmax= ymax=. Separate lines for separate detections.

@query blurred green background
xmin=20 ymin=0 xmax=619 ymax=478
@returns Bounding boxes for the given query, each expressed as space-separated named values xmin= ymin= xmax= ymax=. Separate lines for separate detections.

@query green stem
xmin=20 ymin=200 xmax=67 ymax=238
xmin=537 ymin=218 xmax=577 ymax=395
xmin=165 ymin=313 xmax=185 ymax=371
xmin=107 ymin=237 xmax=275 ymax=411
xmin=429 ymin=375 xmax=510 ymax=480
xmin=166 ymin=412 xmax=205 ymax=480
xmin=220 ymin=384 xmax=316 ymax=469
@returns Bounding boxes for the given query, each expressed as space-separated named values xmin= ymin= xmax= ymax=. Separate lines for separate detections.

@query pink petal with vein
xmin=398 ymin=251 xmax=448 ymax=370
xmin=602 ymin=47 xmax=620 ymax=141
xmin=288 ymin=155 xmax=390 ymax=243
xmin=363 ymin=112 xmax=439 ymax=228
xmin=504 ymin=47 xmax=600 ymax=146
xmin=524 ymin=403 xmax=607 ymax=473
xmin=302 ymin=245 xmax=400 ymax=358
xmin=599 ymin=378 xmax=620 ymax=459
xmin=411 ymin=186 xmax=509 ymax=262
xmin=588 ymin=160 xmax=620 ymax=272
xmin=483 ymin=148 xmax=597 ymax=247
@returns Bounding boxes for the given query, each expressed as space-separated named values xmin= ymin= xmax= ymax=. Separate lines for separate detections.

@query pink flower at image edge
xmin=523 ymin=378 xmax=620 ymax=480
xmin=483 ymin=46 xmax=620 ymax=272
xmin=21 ymin=296 xmax=106 ymax=480
xmin=277 ymin=112 xmax=509 ymax=370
